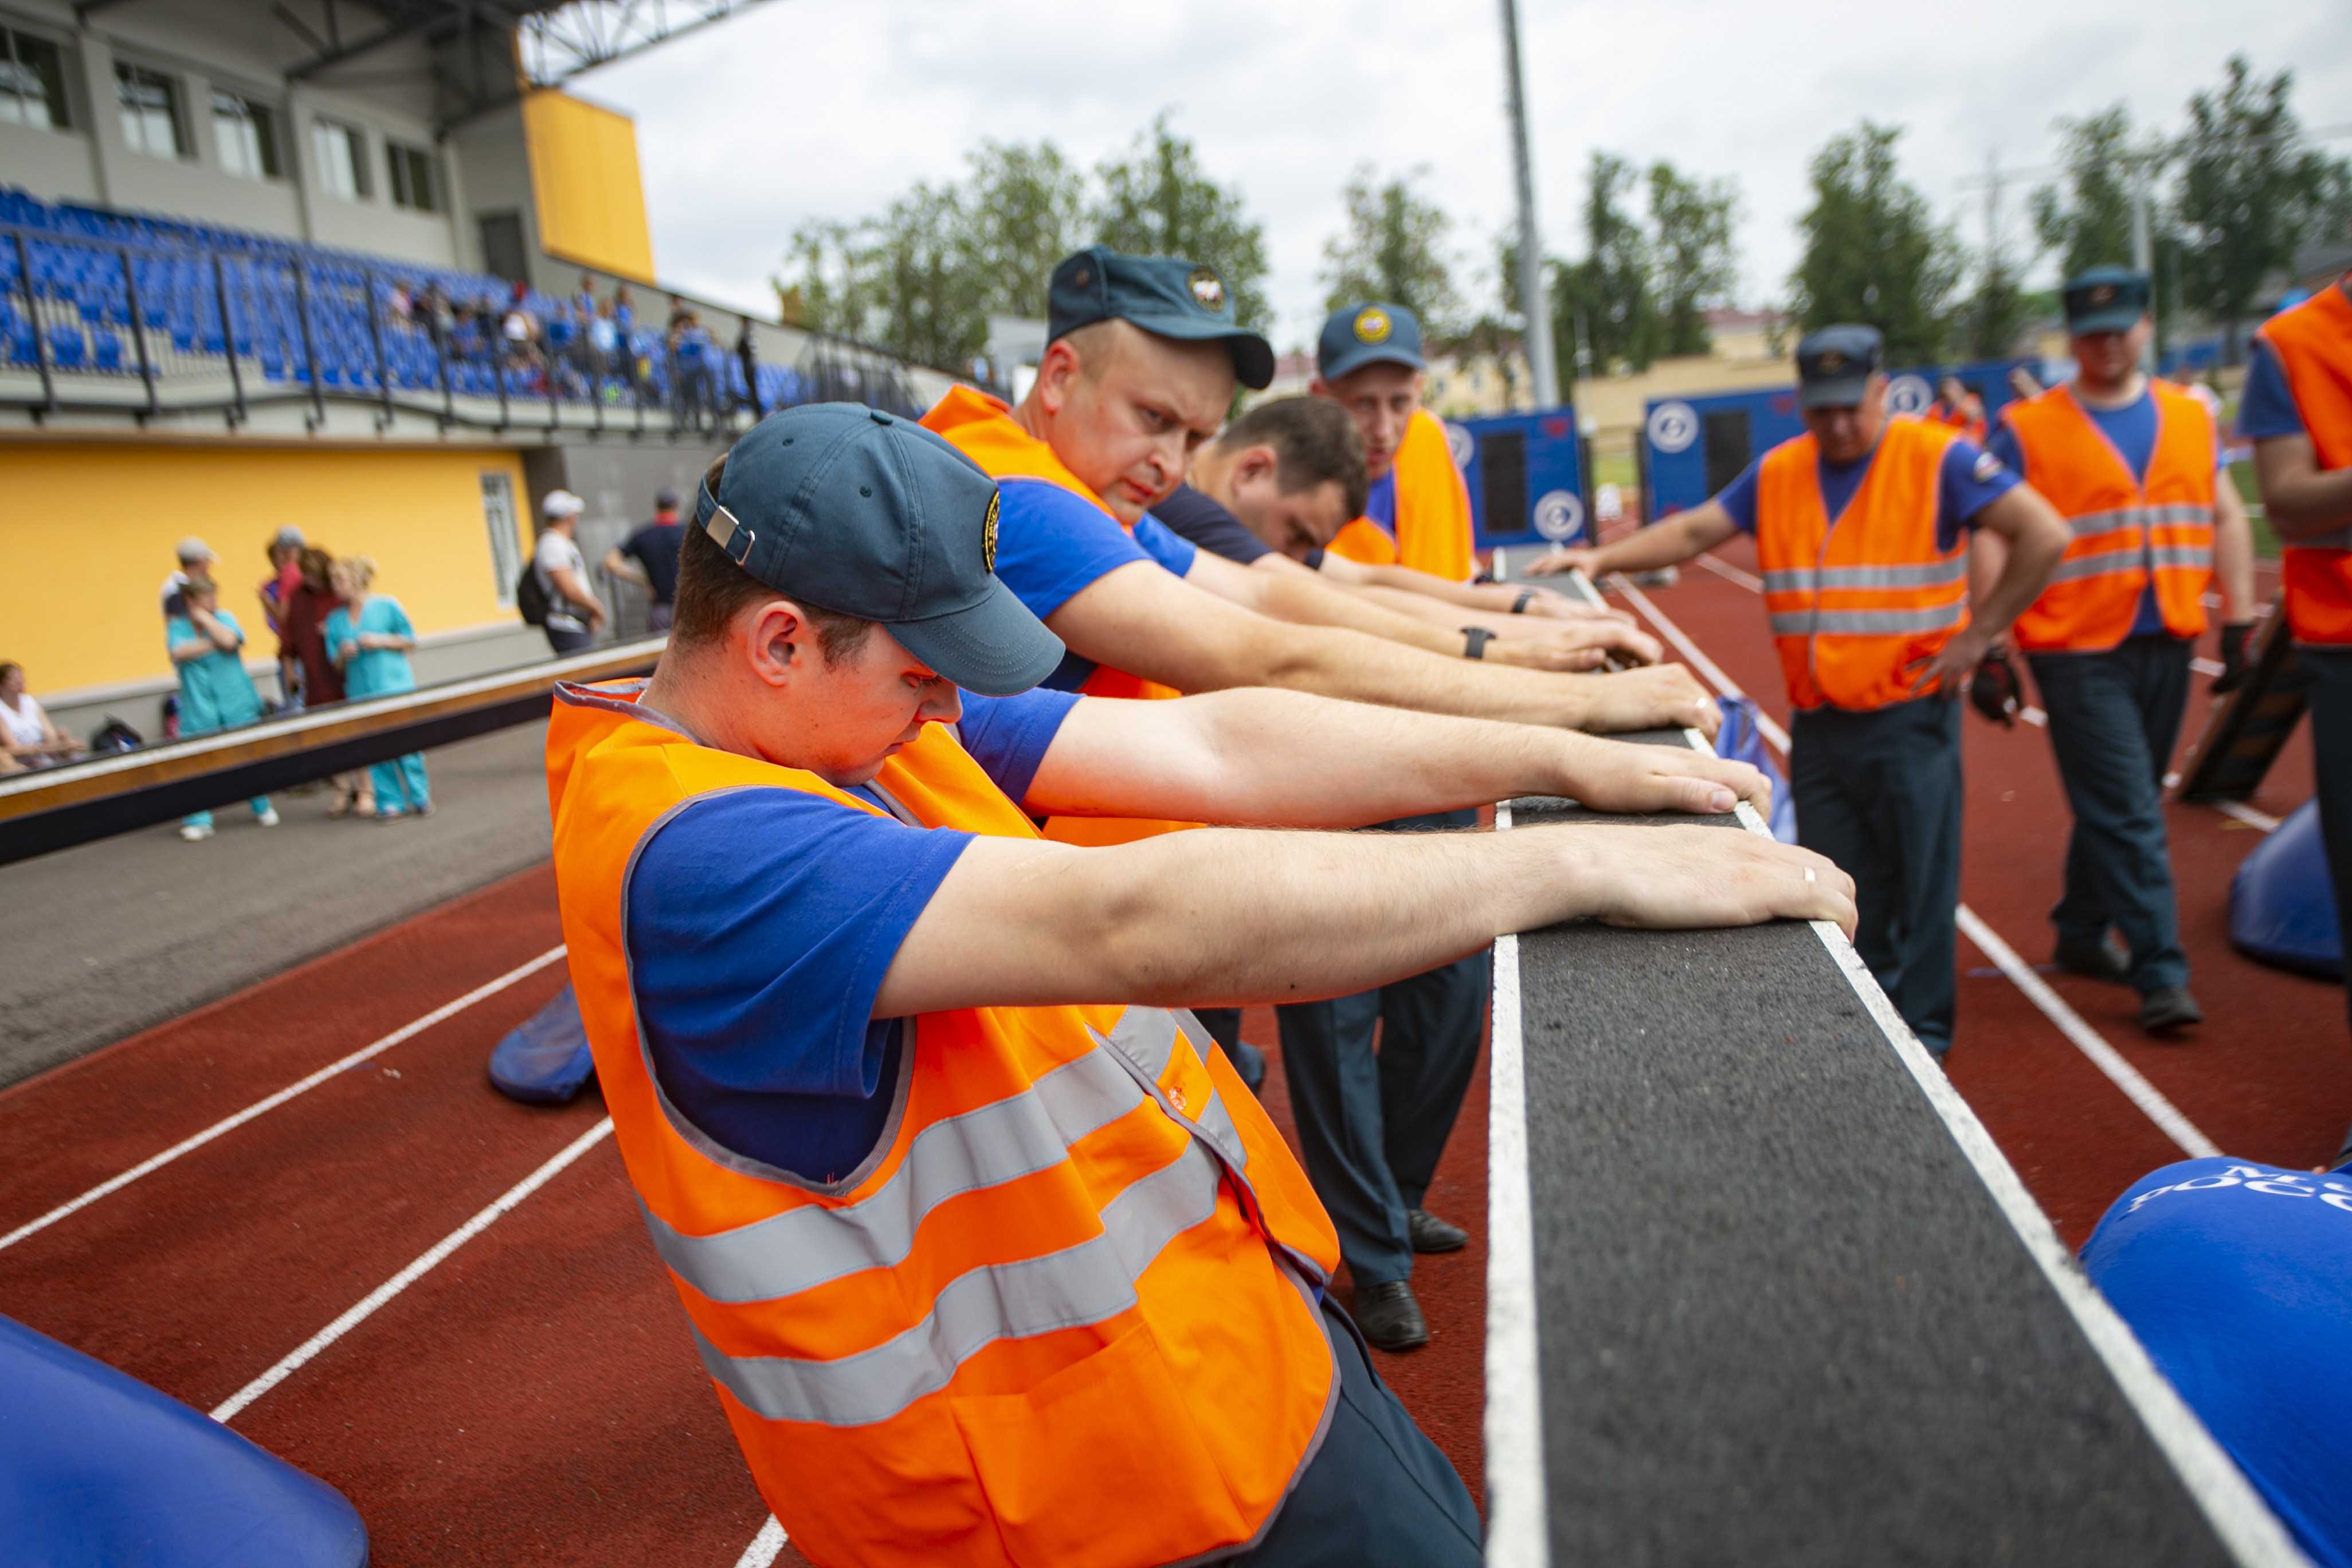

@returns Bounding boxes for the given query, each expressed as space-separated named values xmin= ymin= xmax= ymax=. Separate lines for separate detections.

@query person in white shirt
xmin=534 ymin=490 xmax=606 ymax=655
xmin=0 ymin=662 xmax=81 ymax=774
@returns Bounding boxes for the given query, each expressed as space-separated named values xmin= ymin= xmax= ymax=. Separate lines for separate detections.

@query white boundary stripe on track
xmin=0 ymin=945 xmax=569 ymax=1255
xmin=732 ymin=1516 xmax=789 ymax=1567
xmin=1601 ymin=572 xmax=2226 ymax=1161
xmin=2214 ymin=799 xmax=2282 ymax=833
xmin=210 ymin=1116 xmax=613 ymax=1424
xmin=1689 ymin=551 xmax=1763 ymax=593
xmin=1483 ymin=801 xmax=1547 ymax=1568
xmin=1551 ymin=567 xmax=2303 ymax=1566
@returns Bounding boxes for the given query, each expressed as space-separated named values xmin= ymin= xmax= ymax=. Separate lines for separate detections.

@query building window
xmin=386 ymin=140 xmax=437 ymax=213
xmin=0 ymin=27 xmax=69 ymax=131
xmin=115 ymin=62 xmax=183 ymax=158
xmin=211 ymin=91 xmax=281 ymax=181
xmin=312 ymin=118 xmax=367 ymax=200
xmin=482 ymin=472 xmax=521 ymax=606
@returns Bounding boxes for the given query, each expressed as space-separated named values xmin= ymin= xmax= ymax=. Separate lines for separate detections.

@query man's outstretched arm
xmin=1520 ymin=501 xmax=1741 ymax=579
xmin=875 ymin=821 xmax=1853 ymax=1018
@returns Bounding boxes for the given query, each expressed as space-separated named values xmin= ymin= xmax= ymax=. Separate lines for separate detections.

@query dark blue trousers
xmin=1232 ymin=1297 xmax=1482 ymax=1565
xmin=1276 ymin=810 xmax=1489 ymax=1290
xmin=1190 ymin=1007 xmax=1266 ymax=1093
xmin=1789 ymin=700 xmax=1965 ymax=1055
xmin=2303 ymin=650 xmax=2352 ymax=1040
xmin=2028 ymin=637 xmax=2194 ymax=994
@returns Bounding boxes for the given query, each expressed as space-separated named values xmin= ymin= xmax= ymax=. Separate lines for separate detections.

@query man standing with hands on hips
xmin=1530 ymin=326 xmax=2069 ymax=1056
xmin=1979 ymin=267 xmax=2256 ymax=1034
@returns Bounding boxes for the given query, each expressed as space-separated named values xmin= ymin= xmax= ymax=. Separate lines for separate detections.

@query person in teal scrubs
xmin=325 ymin=556 xmax=432 ymax=820
xmin=166 ymin=578 xmax=277 ymax=842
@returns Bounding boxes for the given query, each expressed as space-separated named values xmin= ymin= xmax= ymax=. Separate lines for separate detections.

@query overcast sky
xmin=580 ymin=0 xmax=2350 ymax=351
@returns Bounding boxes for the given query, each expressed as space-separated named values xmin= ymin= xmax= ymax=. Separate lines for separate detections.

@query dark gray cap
xmin=2063 ymin=266 xmax=2150 ymax=334
xmin=696 ymin=403 xmax=1063 ymax=696
xmin=1047 ymin=245 xmax=1275 ymax=390
xmin=1796 ymin=324 xmax=1884 ymax=409
xmin=1318 ymin=302 xmax=1426 ymax=381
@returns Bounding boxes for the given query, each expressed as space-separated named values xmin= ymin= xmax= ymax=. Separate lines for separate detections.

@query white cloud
xmin=583 ymin=0 xmax=2352 ymax=350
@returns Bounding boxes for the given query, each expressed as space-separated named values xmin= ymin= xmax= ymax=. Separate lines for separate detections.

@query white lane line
xmin=1690 ymin=551 xmax=1763 ymax=593
xmin=1953 ymin=910 xmax=2221 ymax=1160
xmin=0 ymin=946 xmax=569 ymax=1255
xmin=211 ymin=1116 xmax=613 ymax=1424
xmin=1578 ymin=572 xmax=2302 ymax=1566
xmin=2193 ymin=657 xmax=2226 ymax=677
xmin=2213 ymin=799 xmax=2282 ymax=833
xmin=732 ymin=1516 xmax=788 ymax=1567
xmin=1483 ymin=803 xmax=1547 ymax=1568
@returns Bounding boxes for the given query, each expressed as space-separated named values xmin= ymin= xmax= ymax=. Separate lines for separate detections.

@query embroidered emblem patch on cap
xmin=982 ymin=491 xmax=1000 ymax=573
xmin=1817 ymin=349 xmax=1847 ymax=373
xmin=1071 ymin=263 xmax=1093 ymax=290
xmin=1187 ymin=267 xmax=1225 ymax=311
xmin=1354 ymin=306 xmax=1393 ymax=344
xmin=2089 ymin=284 xmax=2117 ymax=305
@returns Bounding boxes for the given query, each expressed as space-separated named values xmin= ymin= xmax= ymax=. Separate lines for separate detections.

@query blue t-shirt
xmin=1363 ymin=470 xmax=1398 ymax=537
xmin=1986 ymin=387 xmax=2227 ymax=639
xmin=987 ymin=476 xmax=1197 ymax=692
xmin=625 ymin=688 xmax=1080 ymax=1183
xmin=2081 ymin=1157 xmax=2352 ymax=1568
xmin=2239 ymin=339 xmax=2307 ymax=443
xmin=1714 ymin=433 xmax=2018 ymax=552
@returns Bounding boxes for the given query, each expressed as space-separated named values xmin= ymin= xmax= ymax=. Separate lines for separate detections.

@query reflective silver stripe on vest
xmin=1101 ymin=1004 xmax=1182 ymax=1080
xmin=642 ymin=1045 xmax=1150 ymax=1306
xmin=2150 ymin=544 xmax=2213 ymax=571
xmin=1193 ymin=1086 xmax=1248 ymax=1173
xmin=687 ymin=1139 xmax=1226 ymax=1426
xmin=2042 ymin=542 xmax=2216 ymax=586
xmin=1761 ymin=559 xmax=1967 ymax=594
xmin=2065 ymin=501 xmax=2214 ymax=538
xmin=1767 ymin=602 xmax=1967 ymax=637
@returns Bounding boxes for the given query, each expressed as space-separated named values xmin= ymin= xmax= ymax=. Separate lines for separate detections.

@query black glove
xmin=2212 ymin=621 xmax=2255 ymax=695
xmin=1970 ymin=644 xmax=2022 ymax=728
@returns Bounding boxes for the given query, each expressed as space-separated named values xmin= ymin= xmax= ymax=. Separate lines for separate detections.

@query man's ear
xmin=742 ymin=599 xmax=805 ymax=689
xmin=1033 ymin=339 xmax=1081 ymax=417
xmin=1233 ymin=445 xmax=1281 ymax=489
xmin=1307 ymin=377 xmax=1330 ymax=399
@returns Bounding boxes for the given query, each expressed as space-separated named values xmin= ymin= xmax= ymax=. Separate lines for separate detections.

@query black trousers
xmin=2027 ymin=637 xmax=2193 ymax=993
xmin=1190 ymin=1006 xmax=1265 ymax=1093
xmin=1275 ymin=810 xmax=1488 ymax=1289
xmin=2304 ymin=651 xmax=2352 ymax=1038
xmin=1789 ymin=700 xmax=1965 ymax=1055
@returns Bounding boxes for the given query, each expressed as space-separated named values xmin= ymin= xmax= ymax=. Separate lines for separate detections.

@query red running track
xmin=0 ymin=867 xmax=1492 ymax=1566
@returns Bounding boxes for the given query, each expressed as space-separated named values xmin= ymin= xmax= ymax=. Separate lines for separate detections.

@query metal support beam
xmin=1498 ymin=0 xmax=1560 ymax=409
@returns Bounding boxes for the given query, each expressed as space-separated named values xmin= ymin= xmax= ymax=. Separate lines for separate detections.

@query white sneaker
xmin=255 ymin=806 xmax=281 ymax=828
xmin=179 ymin=822 xmax=214 ymax=842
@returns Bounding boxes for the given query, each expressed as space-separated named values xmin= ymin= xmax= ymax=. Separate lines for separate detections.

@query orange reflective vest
xmin=1998 ymin=382 xmax=2216 ymax=653
xmin=1756 ymin=419 xmax=1971 ymax=712
xmin=1326 ymin=409 xmax=1475 ymax=582
xmin=920 ymin=384 xmax=1194 ymax=844
xmin=2256 ymin=282 xmax=2352 ymax=645
xmin=547 ymin=682 xmax=1341 ymax=1568
xmin=1928 ymin=396 xmax=1987 ymax=445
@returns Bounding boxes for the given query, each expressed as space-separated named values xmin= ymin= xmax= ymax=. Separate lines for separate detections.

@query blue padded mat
xmin=0 ymin=1314 xmax=367 ymax=1567
xmin=2229 ymin=799 xmax=2343 ymax=979
xmin=488 ymin=980 xmax=595 ymax=1105
xmin=1715 ymin=695 xmax=1797 ymax=844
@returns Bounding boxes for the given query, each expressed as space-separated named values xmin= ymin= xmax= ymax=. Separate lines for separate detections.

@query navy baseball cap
xmin=2064 ymin=266 xmax=2150 ymax=334
xmin=695 ymin=403 xmax=1063 ymax=696
xmin=653 ymin=487 xmax=680 ymax=511
xmin=1318 ymin=303 xmax=1426 ymax=381
xmin=1796 ymin=324 xmax=1884 ymax=409
xmin=1046 ymin=245 xmax=1275 ymax=390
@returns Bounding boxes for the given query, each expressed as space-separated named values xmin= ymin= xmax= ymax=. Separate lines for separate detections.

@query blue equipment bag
xmin=487 ymin=981 xmax=596 ymax=1105
xmin=0 ymin=1314 xmax=369 ymax=1567
xmin=2228 ymin=798 xmax=2343 ymax=978
xmin=1712 ymin=695 xmax=1797 ymax=844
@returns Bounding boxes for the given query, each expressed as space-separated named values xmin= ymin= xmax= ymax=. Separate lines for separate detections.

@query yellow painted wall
xmin=0 ymin=444 xmax=528 ymax=696
xmin=523 ymin=90 xmax=657 ymax=286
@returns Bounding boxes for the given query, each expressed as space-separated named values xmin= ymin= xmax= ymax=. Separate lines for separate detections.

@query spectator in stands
xmin=671 ymin=308 xmax=720 ymax=429
xmin=573 ymin=272 xmax=599 ymax=319
xmin=258 ymin=526 xmax=305 ymax=704
xmin=601 ymin=487 xmax=685 ymax=632
xmin=167 ymin=578 xmax=277 ymax=842
xmin=161 ymin=536 xmax=217 ymax=616
xmin=326 ymin=556 xmax=430 ymax=821
xmin=500 ymin=283 xmax=542 ymax=379
xmin=612 ymin=284 xmax=636 ymax=334
xmin=588 ymin=301 xmax=622 ymax=403
xmin=281 ymin=545 xmax=371 ymax=818
xmin=0 ymin=662 xmax=82 ymax=774
xmin=735 ymin=315 xmax=763 ymax=417
xmin=534 ymin=489 xmax=605 ymax=654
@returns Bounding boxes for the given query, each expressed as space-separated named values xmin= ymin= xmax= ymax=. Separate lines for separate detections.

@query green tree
xmin=2030 ymin=105 xmax=2140 ymax=280
xmin=2174 ymin=55 xmax=2342 ymax=357
xmin=1962 ymin=248 xmax=2035 ymax=359
xmin=1549 ymin=152 xmax=1656 ymax=374
xmin=1092 ymin=113 xmax=1272 ymax=328
xmin=960 ymin=140 xmax=1090 ymax=323
xmin=1320 ymin=166 xmax=1460 ymax=331
xmin=1647 ymin=161 xmax=1738 ymax=358
xmin=1787 ymin=121 xmax=1958 ymax=364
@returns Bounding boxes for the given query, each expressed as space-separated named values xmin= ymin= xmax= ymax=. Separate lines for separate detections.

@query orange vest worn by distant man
xmin=2256 ymin=282 xmax=2352 ymax=645
xmin=1756 ymin=416 xmax=1971 ymax=712
xmin=1314 ymin=303 xmax=1476 ymax=582
xmin=1998 ymin=381 xmax=2217 ymax=653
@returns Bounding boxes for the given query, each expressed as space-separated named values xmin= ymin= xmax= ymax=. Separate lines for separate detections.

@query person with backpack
xmin=527 ymin=490 xmax=605 ymax=655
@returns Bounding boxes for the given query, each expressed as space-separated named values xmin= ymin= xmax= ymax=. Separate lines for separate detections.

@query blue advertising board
xmin=1454 ymin=406 xmax=1589 ymax=548
xmin=1640 ymin=357 xmax=2033 ymax=519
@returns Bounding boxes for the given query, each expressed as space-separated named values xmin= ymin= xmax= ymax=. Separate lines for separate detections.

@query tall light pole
xmin=1499 ymin=0 xmax=1560 ymax=408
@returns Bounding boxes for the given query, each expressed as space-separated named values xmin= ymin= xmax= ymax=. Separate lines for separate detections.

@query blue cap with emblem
xmin=2063 ymin=266 xmax=2151 ymax=335
xmin=1794 ymin=324 xmax=1884 ymax=409
xmin=694 ymin=403 xmax=1064 ymax=697
xmin=1047 ymin=245 xmax=1275 ymax=390
xmin=1317 ymin=302 xmax=1426 ymax=382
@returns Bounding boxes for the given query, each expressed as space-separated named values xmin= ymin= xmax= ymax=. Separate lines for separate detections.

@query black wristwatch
xmin=1461 ymin=626 xmax=1494 ymax=660
xmin=1511 ymin=589 xmax=1537 ymax=614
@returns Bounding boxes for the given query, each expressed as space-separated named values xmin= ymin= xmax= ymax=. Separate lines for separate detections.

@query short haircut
xmin=670 ymin=453 xmax=873 ymax=664
xmin=1213 ymin=397 xmax=1369 ymax=520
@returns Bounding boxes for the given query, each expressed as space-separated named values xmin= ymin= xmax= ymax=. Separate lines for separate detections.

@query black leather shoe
xmin=2054 ymin=935 xmax=2132 ymax=985
xmin=2140 ymin=985 xmax=2204 ymax=1034
xmin=1407 ymin=1207 xmax=1469 ymax=1254
xmin=1354 ymin=1280 xmax=1429 ymax=1352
